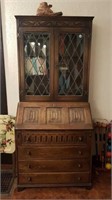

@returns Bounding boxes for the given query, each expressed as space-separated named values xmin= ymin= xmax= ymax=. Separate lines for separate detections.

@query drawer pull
xmin=28 ymin=164 xmax=31 ymax=169
xmin=78 ymin=150 xmax=82 ymax=155
xmin=78 ymin=177 xmax=81 ymax=181
xmin=78 ymin=163 xmax=81 ymax=168
xmin=78 ymin=136 xmax=83 ymax=141
xmin=27 ymin=151 xmax=31 ymax=156
xmin=27 ymin=177 xmax=32 ymax=182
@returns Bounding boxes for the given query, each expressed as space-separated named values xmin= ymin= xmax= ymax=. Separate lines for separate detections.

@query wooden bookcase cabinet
xmin=15 ymin=16 xmax=94 ymax=190
xmin=16 ymin=16 xmax=93 ymax=102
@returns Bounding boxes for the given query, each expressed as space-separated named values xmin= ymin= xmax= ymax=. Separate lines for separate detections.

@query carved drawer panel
xmin=16 ymin=131 xmax=91 ymax=145
xmin=18 ymin=159 xmax=90 ymax=173
xmin=18 ymin=172 xmax=90 ymax=185
xmin=18 ymin=146 xmax=90 ymax=160
xmin=15 ymin=102 xmax=93 ymax=130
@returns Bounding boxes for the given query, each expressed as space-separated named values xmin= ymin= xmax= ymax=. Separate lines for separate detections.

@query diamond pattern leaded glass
xmin=58 ymin=33 xmax=85 ymax=96
xmin=24 ymin=33 xmax=50 ymax=95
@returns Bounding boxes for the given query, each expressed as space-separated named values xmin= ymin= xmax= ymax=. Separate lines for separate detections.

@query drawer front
xmin=16 ymin=130 xmax=92 ymax=145
xmin=18 ymin=159 xmax=90 ymax=173
xmin=18 ymin=146 xmax=90 ymax=160
xmin=18 ymin=172 xmax=90 ymax=185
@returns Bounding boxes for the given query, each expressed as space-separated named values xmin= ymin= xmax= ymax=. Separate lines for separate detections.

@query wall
xmin=1 ymin=0 xmax=112 ymax=121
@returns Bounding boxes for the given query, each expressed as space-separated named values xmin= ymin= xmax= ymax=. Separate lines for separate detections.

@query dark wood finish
xmin=15 ymin=16 xmax=94 ymax=189
xmin=2 ymin=170 xmax=111 ymax=199
xmin=18 ymin=146 xmax=90 ymax=160
xmin=15 ymin=102 xmax=93 ymax=188
xmin=15 ymin=102 xmax=93 ymax=130
xmin=15 ymin=16 xmax=94 ymax=102
xmin=18 ymin=172 xmax=90 ymax=185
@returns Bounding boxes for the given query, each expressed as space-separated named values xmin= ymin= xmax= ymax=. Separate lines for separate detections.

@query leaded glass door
xmin=17 ymin=24 xmax=91 ymax=102
xmin=54 ymin=28 xmax=89 ymax=101
xmin=18 ymin=28 xmax=54 ymax=101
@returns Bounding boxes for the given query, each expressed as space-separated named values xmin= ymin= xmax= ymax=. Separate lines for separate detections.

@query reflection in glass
xmin=58 ymin=33 xmax=85 ymax=96
xmin=24 ymin=33 xmax=50 ymax=96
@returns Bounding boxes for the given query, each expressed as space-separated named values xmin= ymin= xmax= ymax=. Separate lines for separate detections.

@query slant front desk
xmin=15 ymin=102 xmax=93 ymax=189
xmin=15 ymin=16 xmax=94 ymax=190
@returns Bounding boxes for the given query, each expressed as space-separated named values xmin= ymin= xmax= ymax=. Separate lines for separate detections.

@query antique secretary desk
xmin=15 ymin=16 xmax=94 ymax=190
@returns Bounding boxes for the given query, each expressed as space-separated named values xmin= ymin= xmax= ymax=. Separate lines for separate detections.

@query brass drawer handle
xmin=78 ymin=150 xmax=82 ymax=155
xmin=78 ymin=177 xmax=81 ymax=181
xmin=27 ymin=151 xmax=31 ymax=156
xmin=28 ymin=164 xmax=31 ymax=169
xmin=78 ymin=136 xmax=83 ymax=141
xmin=78 ymin=163 xmax=81 ymax=168
xmin=27 ymin=177 xmax=32 ymax=182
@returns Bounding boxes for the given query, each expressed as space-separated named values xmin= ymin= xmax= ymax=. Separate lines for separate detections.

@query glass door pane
xmin=24 ymin=32 xmax=50 ymax=96
xmin=58 ymin=33 xmax=85 ymax=96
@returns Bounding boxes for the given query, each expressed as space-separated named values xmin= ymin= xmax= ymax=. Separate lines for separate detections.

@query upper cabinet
xmin=16 ymin=16 xmax=94 ymax=102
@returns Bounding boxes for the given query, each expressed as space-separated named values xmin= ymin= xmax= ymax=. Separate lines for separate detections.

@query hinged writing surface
xmin=15 ymin=102 xmax=93 ymax=130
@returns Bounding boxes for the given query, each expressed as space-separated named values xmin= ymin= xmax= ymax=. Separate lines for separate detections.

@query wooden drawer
xmin=16 ymin=130 xmax=91 ymax=146
xmin=18 ymin=146 xmax=90 ymax=160
xmin=18 ymin=172 xmax=90 ymax=185
xmin=18 ymin=159 xmax=90 ymax=173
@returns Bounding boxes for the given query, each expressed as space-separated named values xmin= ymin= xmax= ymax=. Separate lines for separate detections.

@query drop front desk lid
xmin=15 ymin=102 xmax=93 ymax=130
